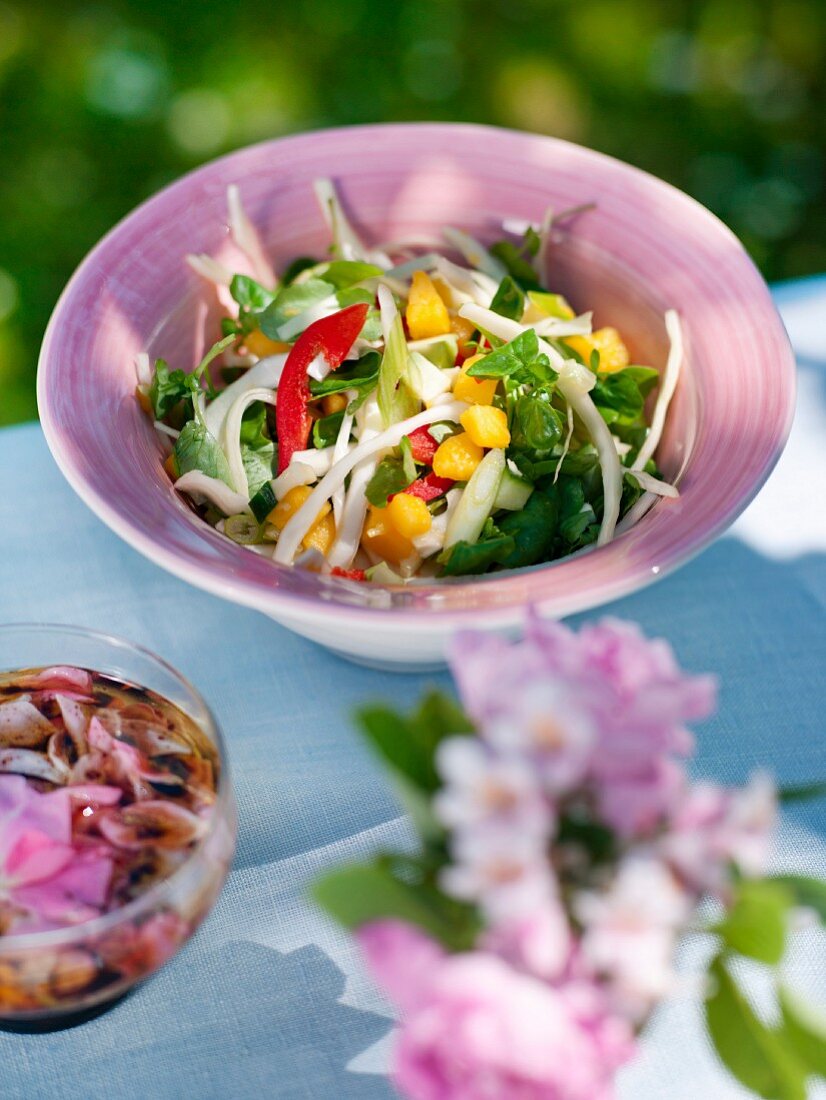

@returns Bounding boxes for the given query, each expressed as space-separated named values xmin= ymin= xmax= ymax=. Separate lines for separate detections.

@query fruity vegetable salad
xmin=136 ymin=182 xmax=682 ymax=583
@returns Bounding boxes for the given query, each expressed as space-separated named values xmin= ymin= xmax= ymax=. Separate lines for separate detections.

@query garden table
xmin=1 ymin=277 xmax=824 ymax=1099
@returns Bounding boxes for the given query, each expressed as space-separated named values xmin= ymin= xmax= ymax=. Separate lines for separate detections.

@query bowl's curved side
xmin=38 ymin=122 xmax=796 ymax=641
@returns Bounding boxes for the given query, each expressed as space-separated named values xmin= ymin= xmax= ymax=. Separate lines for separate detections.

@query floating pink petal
xmin=98 ymin=799 xmax=205 ymax=850
xmin=0 ymin=696 xmax=56 ymax=748
xmin=16 ymin=666 xmax=94 ymax=695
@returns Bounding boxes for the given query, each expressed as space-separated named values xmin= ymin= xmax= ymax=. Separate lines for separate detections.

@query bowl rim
xmin=0 ymin=621 xmax=233 ymax=951
xmin=37 ymin=121 xmax=797 ymax=627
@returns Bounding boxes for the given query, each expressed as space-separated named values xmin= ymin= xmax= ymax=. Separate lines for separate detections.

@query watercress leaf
xmin=238 ymin=401 xmax=270 ymax=448
xmin=336 ymin=286 xmax=375 ymax=307
xmin=309 ymin=350 xmax=381 ymax=399
xmin=489 ymin=275 xmax=526 ymax=321
xmin=779 ymin=985 xmax=826 ymax=1077
xmin=496 ymin=487 xmax=559 ymax=568
xmin=511 ymin=393 xmax=564 ymax=452
xmin=313 ymin=410 xmax=345 ymax=449
xmin=467 ymin=329 xmax=540 ymax=379
xmin=192 ymin=334 xmax=237 ymax=395
xmin=259 ymin=278 xmax=335 ymax=339
xmin=365 ymin=455 xmax=415 ymax=507
xmin=241 ymin=440 xmax=276 ymax=496
xmin=523 ymin=225 xmax=541 ymax=256
xmin=174 ymin=420 xmax=233 ymax=487
xmin=280 ymin=256 xmax=320 ymax=285
xmin=715 ymin=879 xmax=791 ymax=964
xmin=439 ymin=532 xmax=516 ymax=576
xmin=488 ymin=240 xmax=542 ymax=289
xmin=320 ymin=260 xmax=384 ymax=288
xmin=230 ymin=274 xmax=276 ymax=311
xmin=149 ymin=360 xmax=191 ymax=420
xmin=768 ymin=875 xmax=826 ymax=925
xmin=705 ymin=955 xmax=807 ymax=1100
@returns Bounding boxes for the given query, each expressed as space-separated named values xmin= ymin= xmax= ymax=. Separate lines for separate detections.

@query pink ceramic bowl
xmin=37 ymin=124 xmax=795 ymax=668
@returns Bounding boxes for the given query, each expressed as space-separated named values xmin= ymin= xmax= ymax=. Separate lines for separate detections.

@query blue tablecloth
xmin=1 ymin=277 xmax=824 ymax=1099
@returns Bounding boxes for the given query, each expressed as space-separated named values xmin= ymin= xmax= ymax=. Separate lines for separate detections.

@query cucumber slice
xmin=407 ymin=335 xmax=459 ymax=371
xmin=494 ymin=468 xmax=534 ymax=511
xmin=445 ymin=449 xmax=506 ymax=549
xmin=249 ymin=481 xmax=277 ymax=522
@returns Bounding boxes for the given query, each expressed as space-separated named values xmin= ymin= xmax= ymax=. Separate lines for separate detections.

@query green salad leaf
xmin=174 ymin=420 xmax=233 ymax=486
xmin=365 ymin=442 xmax=417 ymax=507
xmin=439 ymin=519 xmax=515 ymax=576
xmin=313 ymin=410 xmax=345 ymax=449
xmin=308 ymin=350 xmax=381 ymax=407
xmin=489 ymin=275 xmax=526 ymax=321
xmin=259 ymin=278 xmax=334 ymax=339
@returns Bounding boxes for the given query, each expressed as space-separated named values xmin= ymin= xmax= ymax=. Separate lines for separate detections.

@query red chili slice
xmin=276 ymin=303 xmax=369 ymax=473
xmin=407 ymin=426 xmax=439 ymax=464
xmin=403 ymin=473 xmax=454 ymax=502
xmin=330 ymin=567 xmax=367 ymax=582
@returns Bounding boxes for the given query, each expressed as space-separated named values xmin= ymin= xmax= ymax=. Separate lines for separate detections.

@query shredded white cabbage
xmin=273 ymin=462 xmax=317 ymax=501
xmin=531 ymin=312 xmax=594 ymax=339
xmin=221 ymin=387 xmax=277 ymax=497
xmin=226 ymin=184 xmax=275 ymax=288
xmin=624 ymin=469 xmax=679 ymax=498
xmin=458 ymin=303 xmax=622 ymax=546
xmin=632 ymin=309 xmax=683 ymax=471
xmin=313 ymin=178 xmax=391 ymax=267
xmin=203 ymin=354 xmax=287 ymax=442
xmin=275 ymin=400 xmax=469 ymax=564
xmin=153 ymin=421 xmax=180 ymax=440
xmin=186 ymin=253 xmax=234 ymax=287
xmin=174 ymin=471 xmax=251 ymax=516
xmin=442 ymin=228 xmax=508 ymax=282
xmin=330 ymin=391 xmax=357 ymax=528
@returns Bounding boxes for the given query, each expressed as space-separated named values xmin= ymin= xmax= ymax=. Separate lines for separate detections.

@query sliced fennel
xmin=377 ymin=286 xmax=418 ymax=427
xmin=442 ymin=228 xmax=508 ymax=282
xmin=624 ymin=469 xmax=679 ymax=498
xmin=203 ymin=354 xmax=287 ymax=442
xmin=313 ymin=178 xmax=391 ymax=267
xmin=633 ymin=309 xmax=683 ymax=471
xmin=174 ymin=470 xmax=251 ymax=516
xmin=445 ymin=448 xmax=506 ymax=549
xmin=186 ymin=253 xmax=234 ymax=287
xmin=226 ymin=185 xmax=275 ymax=288
xmin=221 ymin=387 xmax=277 ymax=497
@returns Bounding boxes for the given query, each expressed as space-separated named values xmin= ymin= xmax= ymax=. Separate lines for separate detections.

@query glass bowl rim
xmin=0 ymin=621 xmax=233 ymax=951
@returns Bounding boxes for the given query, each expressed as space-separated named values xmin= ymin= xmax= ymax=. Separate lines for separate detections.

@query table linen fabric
xmin=0 ymin=278 xmax=823 ymax=1099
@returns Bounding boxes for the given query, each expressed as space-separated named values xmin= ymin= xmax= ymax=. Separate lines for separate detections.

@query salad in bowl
xmin=138 ymin=182 xmax=681 ymax=584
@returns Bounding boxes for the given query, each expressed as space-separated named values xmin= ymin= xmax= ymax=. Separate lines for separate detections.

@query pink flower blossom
xmin=359 ymin=920 xmax=635 ymax=1100
xmin=662 ymin=773 xmax=776 ymax=895
xmin=0 ymin=775 xmax=113 ymax=932
xmin=434 ymin=737 xmax=552 ymax=837
xmin=441 ymin=824 xmax=556 ymax=922
xmin=575 ymin=856 xmax=690 ymax=1022
xmin=482 ymin=903 xmax=571 ymax=982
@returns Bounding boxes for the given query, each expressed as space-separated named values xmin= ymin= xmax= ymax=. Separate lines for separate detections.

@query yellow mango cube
xmin=453 ymin=355 xmax=498 ymax=406
xmin=244 ymin=329 xmax=292 ymax=358
xmin=302 ymin=512 xmax=336 ymax=554
xmin=361 ymin=506 xmax=416 ymax=564
xmin=460 ymin=405 xmax=511 ymax=449
xmin=406 ymin=271 xmax=452 ymax=340
xmin=268 ymin=485 xmax=330 ymax=531
xmin=432 ymin=433 xmax=484 ymax=481
xmin=387 ymin=493 xmax=432 ymax=539
xmin=321 ymin=392 xmax=348 ymax=416
xmin=566 ymin=327 xmax=630 ymax=374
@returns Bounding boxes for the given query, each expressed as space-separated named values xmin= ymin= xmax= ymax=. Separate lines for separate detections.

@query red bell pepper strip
xmin=401 ymin=473 xmax=454 ymax=502
xmin=330 ymin=566 xmax=366 ymax=582
xmin=276 ymin=303 xmax=369 ymax=473
xmin=407 ymin=426 xmax=439 ymax=465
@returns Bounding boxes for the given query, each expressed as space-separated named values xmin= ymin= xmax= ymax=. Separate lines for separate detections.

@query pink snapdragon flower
xmin=0 ymin=774 xmax=113 ymax=932
xmin=359 ymin=920 xmax=635 ymax=1100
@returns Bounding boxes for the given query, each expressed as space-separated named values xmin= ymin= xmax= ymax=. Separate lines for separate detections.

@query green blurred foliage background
xmin=0 ymin=0 xmax=823 ymax=424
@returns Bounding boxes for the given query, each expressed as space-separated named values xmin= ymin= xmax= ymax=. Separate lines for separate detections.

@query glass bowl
xmin=0 ymin=623 xmax=236 ymax=1024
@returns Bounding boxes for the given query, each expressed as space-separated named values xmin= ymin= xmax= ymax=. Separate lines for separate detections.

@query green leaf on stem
xmin=705 ymin=955 xmax=807 ymax=1100
xmin=715 ymin=879 xmax=791 ymax=964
